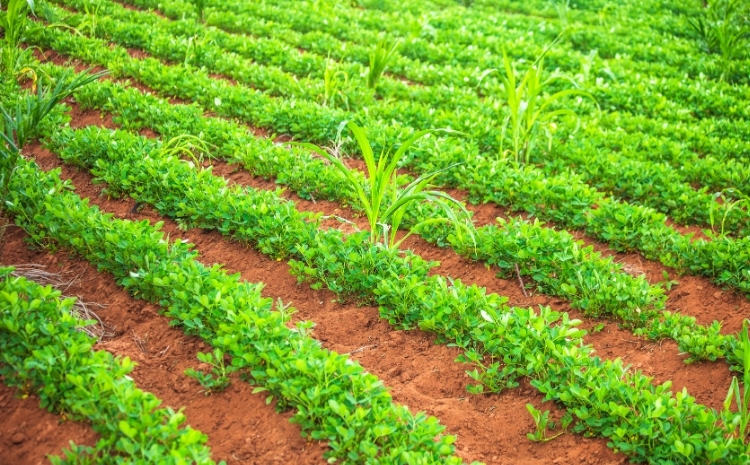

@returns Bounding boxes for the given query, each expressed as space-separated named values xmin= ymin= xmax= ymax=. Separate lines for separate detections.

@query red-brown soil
xmin=0 ymin=383 xmax=99 ymax=464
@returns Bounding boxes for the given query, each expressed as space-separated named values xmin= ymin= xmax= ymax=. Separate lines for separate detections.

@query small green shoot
xmin=189 ymin=0 xmax=207 ymax=23
xmin=526 ymin=404 xmax=572 ymax=442
xmin=184 ymin=348 xmax=235 ymax=395
xmin=661 ymin=270 xmax=679 ymax=291
xmin=592 ymin=322 xmax=606 ymax=333
xmin=77 ymin=1 xmax=102 ymax=36
xmin=275 ymin=297 xmax=296 ymax=324
xmin=321 ymin=56 xmax=351 ymax=110
xmin=554 ymin=0 xmax=571 ymax=30
xmin=459 ymin=348 xmax=519 ymax=394
xmin=182 ymin=34 xmax=212 ymax=68
xmin=0 ymin=0 xmax=36 ymax=76
xmin=709 ymin=192 xmax=747 ymax=236
xmin=157 ymin=134 xmax=215 ymax=165
xmin=367 ymin=38 xmax=401 ymax=89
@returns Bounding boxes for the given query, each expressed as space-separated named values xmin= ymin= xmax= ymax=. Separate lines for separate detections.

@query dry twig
xmin=132 ymin=331 xmax=149 ymax=354
xmin=514 ymin=262 xmax=529 ymax=297
xmin=10 ymin=264 xmax=114 ymax=338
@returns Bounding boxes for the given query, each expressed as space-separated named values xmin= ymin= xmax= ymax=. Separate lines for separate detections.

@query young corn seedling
xmin=189 ymin=0 xmax=207 ymax=23
xmin=481 ymin=44 xmax=595 ymax=165
xmin=687 ymin=0 xmax=749 ymax=79
xmin=76 ymin=1 xmax=102 ymax=37
xmin=722 ymin=321 xmax=750 ymax=443
xmin=182 ymin=34 xmax=213 ymax=69
xmin=0 ymin=0 xmax=36 ymax=77
xmin=184 ymin=348 xmax=236 ymax=395
xmin=367 ymin=38 xmax=401 ymax=89
xmin=0 ymin=68 xmax=107 ymax=200
xmin=554 ymin=0 xmax=571 ymax=31
xmin=321 ymin=56 xmax=351 ymax=110
xmin=525 ymin=404 xmax=572 ymax=442
xmin=297 ymin=121 xmax=475 ymax=250
xmin=709 ymin=192 xmax=747 ymax=236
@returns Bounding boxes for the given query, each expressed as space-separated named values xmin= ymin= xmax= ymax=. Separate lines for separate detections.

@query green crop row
xmin=2 ymin=128 xmax=461 ymax=462
xmin=48 ymin=0 xmax=750 ymax=236
xmin=124 ymin=0 xmax=750 ymax=168
xmin=21 ymin=93 xmax=750 ymax=464
xmin=189 ymin=0 xmax=750 ymax=119
xmin=55 ymin=0 xmax=750 ymax=138
xmin=113 ymin=0 xmax=750 ymax=199
xmin=23 ymin=16 xmax=750 ymax=299
xmin=109 ymin=0 xmax=750 ymax=157
xmin=60 ymin=74 xmax=740 ymax=367
xmin=0 ymin=267 xmax=217 ymax=464
xmin=199 ymin=0 xmax=723 ymax=82
xmin=108 ymin=0 xmax=747 ymax=144
xmin=61 ymin=77 xmax=663 ymax=325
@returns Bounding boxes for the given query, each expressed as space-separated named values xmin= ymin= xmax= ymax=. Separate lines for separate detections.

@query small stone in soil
xmin=11 ymin=432 xmax=26 ymax=444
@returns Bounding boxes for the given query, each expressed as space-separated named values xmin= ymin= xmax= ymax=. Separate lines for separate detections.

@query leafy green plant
xmin=0 ymin=68 xmax=106 ymax=200
xmin=298 ymin=121 xmax=474 ymax=249
xmin=525 ymin=404 xmax=572 ymax=442
xmin=367 ymin=38 xmax=400 ymax=89
xmin=184 ymin=349 xmax=235 ymax=395
xmin=0 ymin=0 xmax=36 ymax=76
xmin=484 ymin=48 xmax=595 ymax=164
xmin=661 ymin=270 xmax=680 ymax=291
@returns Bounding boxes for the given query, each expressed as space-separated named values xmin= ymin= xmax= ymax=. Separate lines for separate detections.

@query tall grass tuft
xmin=687 ymin=0 xmax=749 ymax=79
xmin=367 ymin=38 xmax=401 ymax=89
xmin=0 ymin=68 xmax=107 ymax=199
xmin=0 ymin=0 xmax=36 ymax=77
